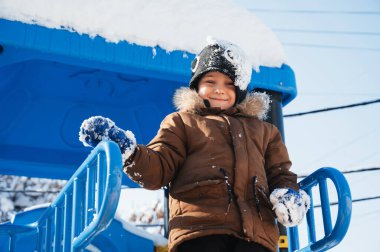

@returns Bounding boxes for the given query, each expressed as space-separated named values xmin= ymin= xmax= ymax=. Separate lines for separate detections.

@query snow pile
xmin=117 ymin=198 xmax=165 ymax=235
xmin=0 ymin=0 xmax=286 ymax=70
xmin=115 ymin=198 xmax=167 ymax=246
xmin=0 ymin=175 xmax=66 ymax=222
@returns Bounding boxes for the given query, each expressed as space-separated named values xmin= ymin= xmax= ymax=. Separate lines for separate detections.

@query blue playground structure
xmin=0 ymin=19 xmax=352 ymax=251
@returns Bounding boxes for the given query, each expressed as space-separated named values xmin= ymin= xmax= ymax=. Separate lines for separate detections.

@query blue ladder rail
xmin=0 ymin=140 xmax=122 ymax=252
xmin=288 ymin=167 xmax=352 ymax=252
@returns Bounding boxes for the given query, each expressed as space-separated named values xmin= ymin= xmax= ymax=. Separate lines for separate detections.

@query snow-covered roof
xmin=0 ymin=0 xmax=286 ymax=70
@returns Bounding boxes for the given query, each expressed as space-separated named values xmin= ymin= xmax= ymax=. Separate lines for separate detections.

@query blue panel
xmin=0 ymin=18 xmax=297 ymax=183
xmin=250 ymin=64 xmax=297 ymax=106
xmin=91 ymin=219 xmax=155 ymax=252
xmin=4 ymin=206 xmax=155 ymax=252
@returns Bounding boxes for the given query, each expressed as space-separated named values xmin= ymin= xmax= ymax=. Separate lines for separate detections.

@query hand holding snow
xmin=270 ymin=188 xmax=310 ymax=227
xmin=79 ymin=116 xmax=137 ymax=162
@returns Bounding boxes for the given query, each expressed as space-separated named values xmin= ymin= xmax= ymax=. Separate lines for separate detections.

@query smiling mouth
xmin=210 ymin=97 xmax=228 ymax=101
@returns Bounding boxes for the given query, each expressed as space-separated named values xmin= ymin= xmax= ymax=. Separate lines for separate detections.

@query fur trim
xmin=236 ymin=92 xmax=271 ymax=120
xmin=173 ymin=87 xmax=205 ymax=113
xmin=173 ymin=87 xmax=270 ymax=120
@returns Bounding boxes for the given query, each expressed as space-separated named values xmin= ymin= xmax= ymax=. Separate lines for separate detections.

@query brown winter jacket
xmin=123 ymin=87 xmax=298 ymax=252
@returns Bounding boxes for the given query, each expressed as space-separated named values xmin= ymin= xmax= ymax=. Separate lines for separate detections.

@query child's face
xmin=197 ymin=71 xmax=236 ymax=110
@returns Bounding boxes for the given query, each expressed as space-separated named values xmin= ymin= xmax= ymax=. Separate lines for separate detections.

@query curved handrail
xmin=44 ymin=140 xmax=122 ymax=251
xmin=0 ymin=140 xmax=122 ymax=251
xmin=71 ymin=140 xmax=123 ymax=250
xmin=289 ymin=167 xmax=352 ymax=252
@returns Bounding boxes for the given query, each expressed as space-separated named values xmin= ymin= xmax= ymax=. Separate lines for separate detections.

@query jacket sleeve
xmin=123 ymin=112 xmax=187 ymax=190
xmin=264 ymin=124 xmax=299 ymax=193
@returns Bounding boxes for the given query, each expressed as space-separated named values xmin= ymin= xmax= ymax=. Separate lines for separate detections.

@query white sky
xmin=238 ymin=1 xmax=379 ymax=251
xmin=1 ymin=0 xmax=379 ymax=251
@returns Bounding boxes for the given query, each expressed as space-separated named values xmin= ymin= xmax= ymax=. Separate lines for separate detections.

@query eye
xmin=202 ymin=80 xmax=215 ymax=85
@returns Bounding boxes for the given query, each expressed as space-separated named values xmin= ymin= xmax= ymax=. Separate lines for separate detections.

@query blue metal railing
xmin=288 ymin=167 xmax=352 ymax=251
xmin=0 ymin=141 xmax=122 ymax=252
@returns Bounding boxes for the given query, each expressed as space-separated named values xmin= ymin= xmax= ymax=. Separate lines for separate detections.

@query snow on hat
xmin=189 ymin=37 xmax=252 ymax=104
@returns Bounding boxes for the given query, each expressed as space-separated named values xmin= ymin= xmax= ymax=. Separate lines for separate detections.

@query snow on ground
xmin=0 ymin=175 xmax=66 ymax=222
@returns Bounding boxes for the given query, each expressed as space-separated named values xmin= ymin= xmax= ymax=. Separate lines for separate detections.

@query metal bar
xmin=53 ymin=206 xmax=62 ymax=252
xmin=96 ymin=153 xmax=105 ymax=213
xmin=288 ymin=226 xmax=299 ymax=251
xmin=9 ymin=234 xmax=15 ymax=251
xmin=85 ymin=165 xmax=95 ymax=226
xmin=71 ymin=178 xmax=79 ymax=242
xmin=305 ymin=189 xmax=316 ymax=244
xmin=319 ymin=179 xmax=332 ymax=235
xmin=80 ymin=175 xmax=86 ymax=238
xmin=46 ymin=217 xmax=52 ymax=252
xmin=96 ymin=154 xmax=101 ymax=212
xmin=63 ymin=192 xmax=72 ymax=252
xmin=71 ymin=176 xmax=84 ymax=240
xmin=38 ymin=222 xmax=45 ymax=251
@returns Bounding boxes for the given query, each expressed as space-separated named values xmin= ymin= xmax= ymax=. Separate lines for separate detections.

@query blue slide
xmin=0 ymin=18 xmax=350 ymax=252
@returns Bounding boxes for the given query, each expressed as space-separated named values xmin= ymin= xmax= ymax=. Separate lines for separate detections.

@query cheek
xmin=228 ymin=89 xmax=236 ymax=101
xmin=197 ymin=87 xmax=209 ymax=99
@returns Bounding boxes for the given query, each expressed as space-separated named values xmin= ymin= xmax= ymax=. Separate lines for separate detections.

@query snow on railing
xmin=0 ymin=140 xmax=122 ymax=251
xmin=288 ymin=167 xmax=352 ymax=252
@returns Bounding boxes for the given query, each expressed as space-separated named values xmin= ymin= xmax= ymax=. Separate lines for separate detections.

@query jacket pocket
xmin=171 ymin=179 xmax=225 ymax=197
xmin=172 ymin=179 xmax=230 ymax=228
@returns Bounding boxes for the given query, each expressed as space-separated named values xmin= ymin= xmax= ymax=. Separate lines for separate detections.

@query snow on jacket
xmin=123 ymin=87 xmax=298 ymax=252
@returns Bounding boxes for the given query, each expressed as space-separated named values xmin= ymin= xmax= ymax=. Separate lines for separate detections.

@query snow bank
xmin=114 ymin=212 xmax=168 ymax=247
xmin=0 ymin=0 xmax=286 ymax=70
xmin=0 ymin=175 xmax=65 ymax=222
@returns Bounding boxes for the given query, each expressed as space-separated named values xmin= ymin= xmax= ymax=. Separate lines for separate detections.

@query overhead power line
xmin=336 ymin=167 xmax=380 ymax=174
xmin=298 ymin=167 xmax=380 ymax=178
xmin=298 ymin=92 xmax=380 ymax=97
xmin=283 ymin=42 xmax=380 ymax=52
xmin=284 ymin=98 xmax=380 ymax=118
xmin=314 ymin=195 xmax=380 ymax=208
xmin=273 ymin=28 xmax=380 ymax=36
xmin=249 ymin=9 xmax=380 ymax=15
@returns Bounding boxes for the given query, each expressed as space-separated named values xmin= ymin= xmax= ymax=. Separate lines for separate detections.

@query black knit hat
xmin=189 ymin=38 xmax=252 ymax=104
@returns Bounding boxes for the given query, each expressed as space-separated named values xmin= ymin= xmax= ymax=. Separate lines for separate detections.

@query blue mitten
xmin=270 ymin=188 xmax=310 ymax=227
xmin=79 ymin=116 xmax=137 ymax=162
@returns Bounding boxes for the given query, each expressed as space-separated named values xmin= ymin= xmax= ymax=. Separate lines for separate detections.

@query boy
xmin=79 ymin=38 xmax=309 ymax=252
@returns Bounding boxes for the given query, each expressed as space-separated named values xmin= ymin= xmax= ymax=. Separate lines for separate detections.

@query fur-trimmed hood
xmin=173 ymin=87 xmax=271 ymax=120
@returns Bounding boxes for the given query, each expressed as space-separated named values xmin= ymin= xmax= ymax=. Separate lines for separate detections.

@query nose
xmin=214 ymin=86 xmax=225 ymax=94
